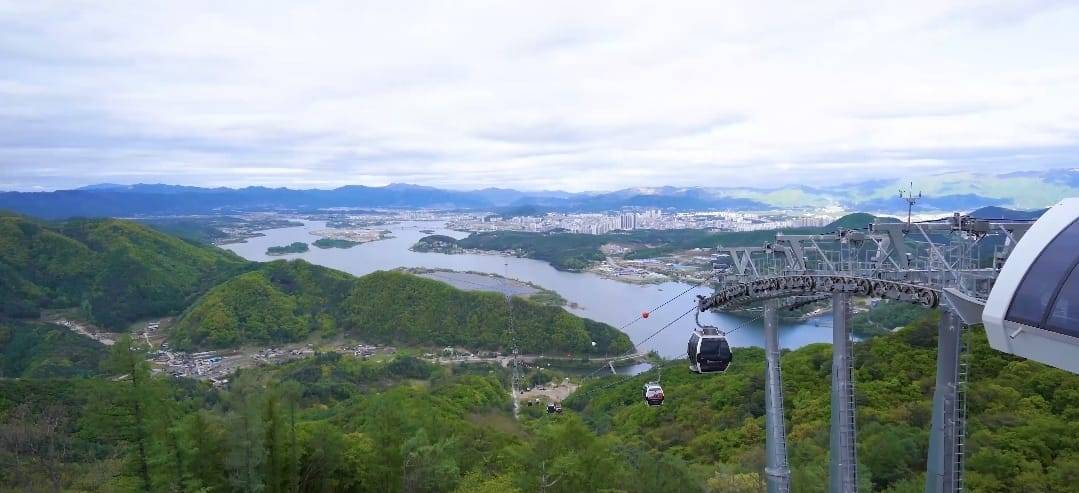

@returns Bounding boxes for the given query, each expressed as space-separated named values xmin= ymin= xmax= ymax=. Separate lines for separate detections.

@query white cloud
xmin=1 ymin=0 xmax=1078 ymax=191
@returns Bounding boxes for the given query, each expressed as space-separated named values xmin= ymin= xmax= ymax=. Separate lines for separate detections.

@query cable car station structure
xmin=695 ymin=200 xmax=1079 ymax=493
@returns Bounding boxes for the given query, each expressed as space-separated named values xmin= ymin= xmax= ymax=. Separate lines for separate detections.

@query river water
xmin=223 ymin=221 xmax=833 ymax=364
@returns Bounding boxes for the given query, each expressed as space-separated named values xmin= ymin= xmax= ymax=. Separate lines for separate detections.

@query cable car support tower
xmin=698 ymin=214 xmax=1033 ymax=493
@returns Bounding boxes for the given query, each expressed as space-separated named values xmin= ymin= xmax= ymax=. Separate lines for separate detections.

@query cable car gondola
xmin=688 ymin=312 xmax=732 ymax=373
xmin=983 ymin=198 xmax=1079 ymax=374
xmin=643 ymin=382 xmax=664 ymax=406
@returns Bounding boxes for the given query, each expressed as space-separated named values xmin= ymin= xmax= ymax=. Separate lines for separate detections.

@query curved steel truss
xmin=699 ymin=274 xmax=940 ymax=312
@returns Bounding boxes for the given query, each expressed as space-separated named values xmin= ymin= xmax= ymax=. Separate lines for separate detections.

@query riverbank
xmin=404 ymin=267 xmax=568 ymax=306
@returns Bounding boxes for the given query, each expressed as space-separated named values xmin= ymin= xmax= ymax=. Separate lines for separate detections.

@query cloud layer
xmin=1 ymin=0 xmax=1078 ymax=191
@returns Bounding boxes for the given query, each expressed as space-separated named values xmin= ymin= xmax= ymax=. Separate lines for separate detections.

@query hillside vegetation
xmin=0 ymin=212 xmax=632 ymax=356
xmin=0 ymin=339 xmax=695 ymax=492
xmin=7 ymin=311 xmax=1078 ymax=492
xmin=0 ymin=214 xmax=249 ymax=328
xmin=0 ymin=321 xmax=105 ymax=378
xmin=172 ymin=261 xmax=633 ymax=355
xmin=569 ymin=313 xmax=1079 ymax=491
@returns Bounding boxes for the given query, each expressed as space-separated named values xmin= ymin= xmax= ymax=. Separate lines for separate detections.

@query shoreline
xmin=404 ymin=267 xmax=569 ymax=307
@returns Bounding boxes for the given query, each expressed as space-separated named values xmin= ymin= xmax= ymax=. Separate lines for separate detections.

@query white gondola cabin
xmin=643 ymin=382 xmax=664 ymax=406
xmin=983 ymin=198 xmax=1079 ymax=374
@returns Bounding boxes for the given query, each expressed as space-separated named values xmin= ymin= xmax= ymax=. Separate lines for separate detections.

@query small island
xmin=312 ymin=238 xmax=360 ymax=249
xmin=266 ymin=242 xmax=309 ymax=255
xmin=411 ymin=234 xmax=462 ymax=253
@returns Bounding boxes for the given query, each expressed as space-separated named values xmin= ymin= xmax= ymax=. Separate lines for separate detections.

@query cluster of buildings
xmin=309 ymin=228 xmax=386 ymax=243
xmin=336 ymin=343 xmax=394 ymax=358
xmin=449 ymin=210 xmax=834 ymax=235
xmin=312 ymin=208 xmax=835 ymax=236
xmin=251 ymin=346 xmax=316 ymax=364
xmin=153 ymin=346 xmax=235 ymax=385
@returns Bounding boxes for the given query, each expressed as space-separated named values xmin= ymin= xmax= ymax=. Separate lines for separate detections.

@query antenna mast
xmin=899 ymin=182 xmax=922 ymax=227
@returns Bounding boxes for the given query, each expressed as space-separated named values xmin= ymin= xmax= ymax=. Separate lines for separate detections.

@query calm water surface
xmin=223 ymin=221 xmax=834 ymax=361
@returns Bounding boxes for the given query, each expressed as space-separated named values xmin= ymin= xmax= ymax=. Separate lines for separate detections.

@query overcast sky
xmin=1 ymin=1 xmax=1077 ymax=192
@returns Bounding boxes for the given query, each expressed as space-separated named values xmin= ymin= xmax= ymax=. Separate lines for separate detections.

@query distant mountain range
xmin=0 ymin=168 xmax=1073 ymax=218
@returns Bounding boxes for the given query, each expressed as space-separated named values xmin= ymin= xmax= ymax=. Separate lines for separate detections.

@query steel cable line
xmin=570 ymin=350 xmax=689 ymax=402
xmin=635 ymin=305 xmax=698 ymax=348
xmin=577 ymin=308 xmax=767 ymax=388
xmin=569 ymin=299 xmax=830 ymax=405
xmin=572 ymin=272 xmax=720 ymax=381
xmin=578 ymin=304 xmax=700 ymax=381
xmin=613 ymin=272 xmax=718 ymax=333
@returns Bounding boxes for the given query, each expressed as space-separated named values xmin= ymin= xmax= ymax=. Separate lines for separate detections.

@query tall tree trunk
xmin=130 ymin=361 xmax=152 ymax=490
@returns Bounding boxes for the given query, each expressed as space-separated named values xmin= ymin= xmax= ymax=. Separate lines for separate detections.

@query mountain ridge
xmin=2 ymin=168 xmax=1076 ymax=218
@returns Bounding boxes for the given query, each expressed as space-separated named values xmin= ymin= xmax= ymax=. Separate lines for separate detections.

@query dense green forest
xmin=5 ymin=312 xmax=1078 ymax=492
xmin=443 ymin=213 xmax=897 ymax=271
xmin=0 ymin=336 xmax=690 ymax=492
xmin=851 ymin=301 xmax=929 ymax=338
xmin=0 ymin=320 xmax=105 ymax=379
xmin=267 ymin=242 xmax=310 ymax=255
xmin=0 ymin=214 xmax=249 ymax=328
xmin=173 ymin=260 xmax=633 ymax=356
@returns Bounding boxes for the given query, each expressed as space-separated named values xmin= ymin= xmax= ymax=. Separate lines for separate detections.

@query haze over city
xmin=3 ymin=0 xmax=1079 ymax=192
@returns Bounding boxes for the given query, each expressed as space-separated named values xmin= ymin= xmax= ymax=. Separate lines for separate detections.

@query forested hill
xmin=0 ymin=213 xmax=248 ymax=328
xmin=568 ymin=313 xmax=1079 ymax=491
xmin=0 ymin=211 xmax=631 ymax=355
xmin=172 ymin=260 xmax=634 ymax=355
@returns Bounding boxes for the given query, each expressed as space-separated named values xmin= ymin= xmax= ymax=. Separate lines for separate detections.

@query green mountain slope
xmin=172 ymin=261 xmax=634 ymax=356
xmin=0 ymin=320 xmax=105 ymax=378
xmin=0 ymin=215 xmax=249 ymax=328
xmin=825 ymin=212 xmax=901 ymax=230
xmin=569 ymin=313 xmax=1079 ymax=491
xmin=171 ymin=259 xmax=355 ymax=347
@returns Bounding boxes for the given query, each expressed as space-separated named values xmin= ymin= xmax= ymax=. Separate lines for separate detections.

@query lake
xmin=223 ymin=220 xmax=834 ymax=364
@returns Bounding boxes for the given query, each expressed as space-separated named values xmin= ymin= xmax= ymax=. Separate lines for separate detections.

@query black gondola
xmin=687 ymin=326 xmax=732 ymax=373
